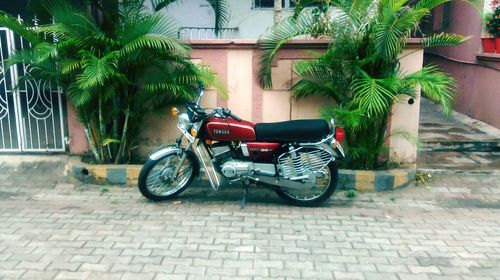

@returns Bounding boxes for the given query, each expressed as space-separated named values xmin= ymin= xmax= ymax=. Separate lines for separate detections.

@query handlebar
xmin=222 ymin=108 xmax=242 ymax=122
xmin=229 ymin=112 xmax=242 ymax=122
xmin=211 ymin=108 xmax=242 ymax=122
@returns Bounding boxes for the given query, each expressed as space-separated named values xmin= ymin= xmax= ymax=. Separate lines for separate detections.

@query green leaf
xmin=352 ymin=69 xmax=398 ymax=117
xmin=0 ymin=11 xmax=40 ymax=44
xmin=373 ymin=7 xmax=429 ymax=60
xmin=401 ymin=66 xmax=455 ymax=115
xmin=102 ymin=138 xmax=121 ymax=146
xmin=415 ymin=0 xmax=481 ymax=11
xmin=421 ymin=33 xmax=470 ymax=48
xmin=77 ymin=51 xmax=119 ymax=89
xmin=386 ymin=128 xmax=421 ymax=148
xmin=328 ymin=107 xmax=368 ymax=132
xmin=205 ymin=0 xmax=230 ymax=36
xmin=119 ymin=14 xmax=188 ymax=56
xmin=257 ymin=12 xmax=320 ymax=89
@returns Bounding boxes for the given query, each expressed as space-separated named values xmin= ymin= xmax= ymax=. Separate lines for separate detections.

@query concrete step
xmin=417 ymin=151 xmax=500 ymax=172
xmin=420 ymin=141 xmax=500 ymax=152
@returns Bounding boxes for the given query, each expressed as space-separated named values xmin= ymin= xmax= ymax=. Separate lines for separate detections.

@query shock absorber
xmin=288 ymin=145 xmax=305 ymax=178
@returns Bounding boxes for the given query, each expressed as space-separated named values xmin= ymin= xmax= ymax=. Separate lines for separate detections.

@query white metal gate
xmin=0 ymin=27 xmax=66 ymax=152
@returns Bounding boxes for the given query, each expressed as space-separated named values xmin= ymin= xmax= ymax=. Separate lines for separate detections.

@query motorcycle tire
xmin=274 ymin=162 xmax=338 ymax=207
xmin=138 ymin=150 xmax=198 ymax=201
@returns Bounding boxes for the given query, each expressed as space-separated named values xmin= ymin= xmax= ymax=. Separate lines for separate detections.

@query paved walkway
xmin=418 ymin=98 xmax=500 ymax=171
xmin=1 ymin=159 xmax=500 ymax=280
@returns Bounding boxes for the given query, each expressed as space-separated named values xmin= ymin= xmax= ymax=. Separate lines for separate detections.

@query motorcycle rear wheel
xmin=138 ymin=150 xmax=198 ymax=201
xmin=274 ymin=162 xmax=338 ymax=207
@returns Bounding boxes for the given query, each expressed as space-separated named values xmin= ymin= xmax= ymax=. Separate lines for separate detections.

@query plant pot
xmin=482 ymin=38 xmax=496 ymax=53
xmin=496 ymin=38 xmax=500 ymax=53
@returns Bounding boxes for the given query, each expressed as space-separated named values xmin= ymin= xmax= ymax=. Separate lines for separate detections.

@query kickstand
xmin=240 ymin=181 xmax=249 ymax=210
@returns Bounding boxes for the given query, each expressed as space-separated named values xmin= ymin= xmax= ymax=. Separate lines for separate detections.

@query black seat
xmin=255 ymin=119 xmax=330 ymax=142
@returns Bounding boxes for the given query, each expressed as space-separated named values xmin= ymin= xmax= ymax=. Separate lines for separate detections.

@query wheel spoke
xmin=145 ymin=154 xmax=193 ymax=197
xmin=282 ymin=167 xmax=332 ymax=201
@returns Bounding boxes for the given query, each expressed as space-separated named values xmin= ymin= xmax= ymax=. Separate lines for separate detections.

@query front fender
xmin=149 ymin=145 xmax=183 ymax=160
xmin=148 ymin=145 xmax=200 ymax=178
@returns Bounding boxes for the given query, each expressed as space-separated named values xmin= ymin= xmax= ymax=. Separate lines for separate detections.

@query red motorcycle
xmin=138 ymin=85 xmax=345 ymax=207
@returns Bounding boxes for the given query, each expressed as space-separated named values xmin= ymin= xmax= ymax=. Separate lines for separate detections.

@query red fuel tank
xmin=205 ymin=116 xmax=256 ymax=141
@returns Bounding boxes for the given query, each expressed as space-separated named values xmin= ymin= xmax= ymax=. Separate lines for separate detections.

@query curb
xmin=68 ymin=157 xmax=415 ymax=191
xmin=420 ymin=141 xmax=500 ymax=152
xmin=417 ymin=168 xmax=500 ymax=175
xmin=338 ymin=169 xmax=415 ymax=192
xmin=68 ymin=157 xmax=141 ymax=187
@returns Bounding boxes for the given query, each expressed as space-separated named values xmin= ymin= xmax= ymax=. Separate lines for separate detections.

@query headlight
xmin=178 ymin=113 xmax=190 ymax=130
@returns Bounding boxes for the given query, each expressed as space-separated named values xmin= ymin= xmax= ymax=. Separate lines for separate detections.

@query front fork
xmin=171 ymin=134 xmax=221 ymax=191
xmin=171 ymin=137 xmax=192 ymax=179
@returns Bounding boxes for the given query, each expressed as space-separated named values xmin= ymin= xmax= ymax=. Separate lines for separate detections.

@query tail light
xmin=335 ymin=127 xmax=345 ymax=142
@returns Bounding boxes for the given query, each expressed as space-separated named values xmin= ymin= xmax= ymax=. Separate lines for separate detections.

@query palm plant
xmin=0 ymin=0 xmax=228 ymax=164
xmin=258 ymin=0 xmax=478 ymax=170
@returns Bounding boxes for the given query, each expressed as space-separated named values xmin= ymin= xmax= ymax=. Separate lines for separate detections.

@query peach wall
xmin=66 ymin=101 xmax=89 ymax=154
xmin=68 ymin=40 xmax=424 ymax=164
xmin=390 ymin=49 xmax=424 ymax=165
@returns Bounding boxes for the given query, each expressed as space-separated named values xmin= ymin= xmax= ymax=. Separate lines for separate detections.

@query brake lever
xmin=213 ymin=108 xmax=224 ymax=118
xmin=221 ymin=108 xmax=242 ymax=122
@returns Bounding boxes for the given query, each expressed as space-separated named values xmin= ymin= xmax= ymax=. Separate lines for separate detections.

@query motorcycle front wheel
xmin=274 ymin=162 xmax=338 ymax=207
xmin=138 ymin=150 xmax=198 ymax=201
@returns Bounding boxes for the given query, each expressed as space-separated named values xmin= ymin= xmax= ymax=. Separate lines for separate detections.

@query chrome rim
xmin=282 ymin=166 xmax=332 ymax=201
xmin=146 ymin=154 xmax=193 ymax=197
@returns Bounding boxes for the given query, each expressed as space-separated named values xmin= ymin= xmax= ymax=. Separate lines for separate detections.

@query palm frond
xmin=386 ymin=128 xmax=420 ymax=147
xmin=421 ymin=33 xmax=470 ymax=48
xmin=291 ymin=60 xmax=343 ymax=101
xmin=292 ymin=0 xmax=320 ymax=19
xmin=352 ymin=69 xmax=398 ymax=117
xmin=373 ymin=7 xmax=429 ymax=60
xmin=335 ymin=0 xmax=378 ymax=28
xmin=257 ymin=12 xmax=318 ymax=89
xmin=43 ymin=0 xmax=103 ymax=41
xmin=77 ymin=51 xmax=120 ymax=89
xmin=205 ymin=0 xmax=230 ymax=36
xmin=325 ymin=107 xmax=368 ymax=132
xmin=415 ymin=0 xmax=481 ymax=11
xmin=67 ymin=84 xmax=95 ymax=108
xmin=400 ymin=65 xmax=455 ymax=114
xmin=5 ymin=49 xmax=36 ymax=68
xmin=0 ymin=11 xmax=39 ymax=44
xmin=120 ymin=14 xmax=188 ymax=56
xmin=60 ymin=59 xmax=82 ymax=75
xmin=194 ymin=64 xmax=228 ymax=100
xmin=151 ymin=0 xmax=177 ymax=11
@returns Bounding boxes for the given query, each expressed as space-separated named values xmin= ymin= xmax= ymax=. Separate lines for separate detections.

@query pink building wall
xmin=426 ymin=2 xmax=500 ymax=128
xmin=425 ymin=54 xmax=500 ymax=128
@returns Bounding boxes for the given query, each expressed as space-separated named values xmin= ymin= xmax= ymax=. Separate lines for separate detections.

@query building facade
xmin=152 ymin=0 xmax=294 ymax=39
xmin=423 ymin=0 xmax=500 ymax=128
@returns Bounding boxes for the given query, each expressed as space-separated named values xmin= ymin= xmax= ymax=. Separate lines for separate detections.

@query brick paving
xmin=1 ymin=159 xmax=500 ymax=279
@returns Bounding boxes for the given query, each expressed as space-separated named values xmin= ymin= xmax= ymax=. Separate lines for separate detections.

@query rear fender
xmin=333 ymin=141 xmax=345 ymax=159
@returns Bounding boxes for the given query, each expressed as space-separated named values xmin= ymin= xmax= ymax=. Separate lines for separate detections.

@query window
xmin=253 ymin=0 xmax=296 ymax=9
xmin=254 ymin=0 xmax=274 ymax=8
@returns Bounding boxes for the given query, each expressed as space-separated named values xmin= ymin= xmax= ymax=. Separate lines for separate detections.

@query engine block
xmin=221 ymin=161 xmax=254 ymax=178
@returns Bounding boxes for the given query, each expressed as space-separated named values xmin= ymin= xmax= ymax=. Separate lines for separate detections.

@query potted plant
xmin=483 ymin=12 xmax=496 ymax=53
xmin=0 ymin=0 xmax=228 ymax=164
xmin=485 ymin=0 xmax=500 ymax=53
xmin=258 ymin=0 xmax=476 ymax=170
